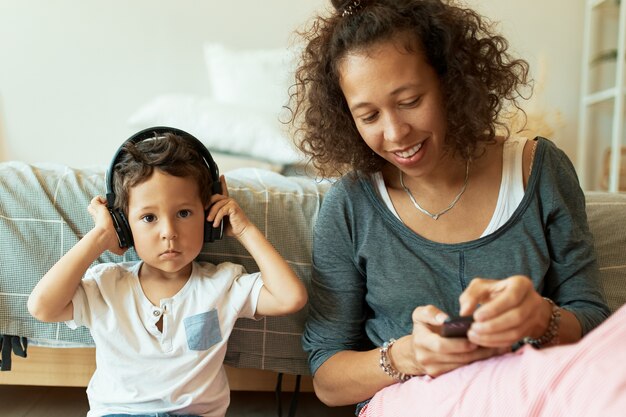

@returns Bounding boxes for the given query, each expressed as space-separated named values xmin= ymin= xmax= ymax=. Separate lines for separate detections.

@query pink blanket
xmin=361 ymin=304 xmax=626 ymax=417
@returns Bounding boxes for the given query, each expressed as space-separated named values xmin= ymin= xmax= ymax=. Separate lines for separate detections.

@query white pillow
xmin=203 ymin=43 xmax=296 ymax=112
xmin=127 ymin=94 xmax=303 ymax=165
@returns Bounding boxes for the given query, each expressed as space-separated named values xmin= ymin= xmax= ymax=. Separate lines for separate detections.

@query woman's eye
xmin=141 ymin=214 xmax=156 ymax=223
xmin=360 ymin=112 xmax=379 ymax=123
xmin=400 ymin=96 xmax=421 ymax=107
xmin=178 ymin=210 xmax=191 ymax=218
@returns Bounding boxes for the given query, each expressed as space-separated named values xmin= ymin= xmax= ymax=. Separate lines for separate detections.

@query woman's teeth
xmin=395 ymin=142 xmax=422 ymax=158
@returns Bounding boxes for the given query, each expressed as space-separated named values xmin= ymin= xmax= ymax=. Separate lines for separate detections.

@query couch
xmin=0 ymin=162 xmax=625 ymax=389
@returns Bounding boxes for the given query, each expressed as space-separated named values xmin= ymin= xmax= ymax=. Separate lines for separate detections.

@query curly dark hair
xmin=112 ymin=133 xmax=213 ymax=214
xmin=288 ymin=0 xmax=531 ymax=177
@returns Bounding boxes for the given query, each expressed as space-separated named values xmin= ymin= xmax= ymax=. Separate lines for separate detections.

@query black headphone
xmin=105 ymin=126 xmax=224 ymax=248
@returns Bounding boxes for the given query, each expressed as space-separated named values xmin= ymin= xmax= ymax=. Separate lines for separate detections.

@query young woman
xmin=289 ymin=1 xmax=613 ymax=415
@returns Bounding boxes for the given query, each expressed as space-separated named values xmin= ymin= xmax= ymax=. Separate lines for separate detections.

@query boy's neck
xmin=137 ymin=261 xmax=193 ymax=305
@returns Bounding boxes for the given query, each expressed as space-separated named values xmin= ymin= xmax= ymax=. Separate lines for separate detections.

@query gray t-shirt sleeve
xmin=302 ymin=179 xmax=371 ymax=376
xmin=538 ymin=141 xmax=610 ymax=334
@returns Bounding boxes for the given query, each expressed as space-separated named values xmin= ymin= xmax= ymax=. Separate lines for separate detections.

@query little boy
xmin=28 ymin=132 xmax=307 ymax=417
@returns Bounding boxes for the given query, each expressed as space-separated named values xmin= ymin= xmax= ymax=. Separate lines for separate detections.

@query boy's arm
xmin=207 ymin=176 xmax=307 ymax=316
xmin=27 ymin=196 xmax=124 ymax=323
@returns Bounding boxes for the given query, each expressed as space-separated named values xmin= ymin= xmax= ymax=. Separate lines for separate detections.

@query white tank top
xmin=374 ymin=137 xmax=528 ymax=237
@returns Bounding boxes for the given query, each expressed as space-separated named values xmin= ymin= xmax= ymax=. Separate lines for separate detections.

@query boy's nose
xmin=160 ymin=221 xmax=178 ymax=240
xmin=161 ymin=232 xmax=177 ymax=240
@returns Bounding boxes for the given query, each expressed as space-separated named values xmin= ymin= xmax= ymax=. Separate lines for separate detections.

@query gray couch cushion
xmin=585 ymin=192 xmax=626 ymax=312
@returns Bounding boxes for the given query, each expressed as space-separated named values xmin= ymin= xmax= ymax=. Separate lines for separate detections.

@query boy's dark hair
xmin=289 ymin=0 xmax=531 ymax=177
xmin=112 ymin=133 xmax=213 ymax=214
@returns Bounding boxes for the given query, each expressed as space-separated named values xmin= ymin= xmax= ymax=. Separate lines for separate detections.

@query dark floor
xmin=0 ymin=385 xmax=356 ymax=417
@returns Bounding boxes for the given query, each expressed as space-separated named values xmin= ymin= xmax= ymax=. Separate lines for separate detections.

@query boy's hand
xmin=207 ymin=176 xmax=252 ymax=238
xmin=87 ymin=196 xmax=127 ymax=255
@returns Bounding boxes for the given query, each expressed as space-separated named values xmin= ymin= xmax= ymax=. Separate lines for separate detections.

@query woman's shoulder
xmin=325 ymin=172 xmax=367 ymax=197
xmin=532 ymin=136 xmax=576 ymax=174
xmin=323 ymin=173 xmax=375 ymax=209
xmin=530 ymin=137 xmax=585 ymax=209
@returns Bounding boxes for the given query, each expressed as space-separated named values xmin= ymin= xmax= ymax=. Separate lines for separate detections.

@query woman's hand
xmin=206 ymin=176 xmax=252 ymax=238
xmin=87 ymin=196 xmax=127 ymax=256
xmin=392 ymin=305 xmax=504 ymax=378
xmin=459 ymin=275 xmax=552 ymax=348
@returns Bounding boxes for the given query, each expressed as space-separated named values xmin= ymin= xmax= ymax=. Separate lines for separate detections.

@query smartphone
xmin=440 ymin=315 xmax=474 ymax=338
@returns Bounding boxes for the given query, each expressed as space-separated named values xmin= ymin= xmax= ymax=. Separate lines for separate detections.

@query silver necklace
xmin=399 ymin=161 xmax=470 ymax=220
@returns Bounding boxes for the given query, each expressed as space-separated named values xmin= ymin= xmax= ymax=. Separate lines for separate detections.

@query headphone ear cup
xmin=203 ymin=210 xmax=224 ymax=243
xmin=108 ymin=208 xmax=134 ymax=248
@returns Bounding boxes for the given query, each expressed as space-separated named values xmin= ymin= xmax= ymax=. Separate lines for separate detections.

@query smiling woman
xmin=287 ymin=0 xmax=611 ymax=415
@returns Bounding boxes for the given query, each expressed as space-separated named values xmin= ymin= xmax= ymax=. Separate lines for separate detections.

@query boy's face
xmin=127 ymin=170 xmax=206 ymax=278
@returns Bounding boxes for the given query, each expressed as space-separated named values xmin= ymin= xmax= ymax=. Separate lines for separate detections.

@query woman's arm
xmin=206 ymin=176 xmax=307 ymax=316
xmin=27 ymin=196 xmax=123 ymax=322
xmin=459 ymin=275 xmax=583 ymax=347
xmin=312 ymin=348 xmax=391 ymax=406
xmin=459 ymin=139 xmax=609 ymax=348
xmin=312 ymin=320 xmax=501 ymax=406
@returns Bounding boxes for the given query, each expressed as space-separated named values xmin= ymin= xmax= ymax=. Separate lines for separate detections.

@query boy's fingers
xmin=219 ymin=175 xmax=229 ymax=197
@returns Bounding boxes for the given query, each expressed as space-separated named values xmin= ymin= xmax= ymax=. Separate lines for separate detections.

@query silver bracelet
xmin=522 ymin=297 xmax=561 ymax=348
xmin=379 ymin=338 xmax=411 ymax=382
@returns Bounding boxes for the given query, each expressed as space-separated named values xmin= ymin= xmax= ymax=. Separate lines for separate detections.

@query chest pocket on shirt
xmin=184 ymin=309 xmax=222 ymax=351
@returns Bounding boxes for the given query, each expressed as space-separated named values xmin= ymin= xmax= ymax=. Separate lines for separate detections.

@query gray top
xmin=302 ymin=137 xmax=610 ymax=375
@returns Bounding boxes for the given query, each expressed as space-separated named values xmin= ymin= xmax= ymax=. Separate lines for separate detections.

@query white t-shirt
xmin=67 ymin=260 xmax=264 ymax=417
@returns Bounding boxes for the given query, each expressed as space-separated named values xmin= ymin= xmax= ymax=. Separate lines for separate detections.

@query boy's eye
xmin=178 ymin=209 xmax=191 ymax=218
xmin=141 ymin=214 xmax=156 ymax=223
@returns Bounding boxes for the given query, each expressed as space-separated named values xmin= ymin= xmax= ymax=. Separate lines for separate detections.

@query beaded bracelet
xmin=522 ymin=297 xmax=561 ymax=348
xmin=379 ymin=338 xmax=412 ymax=382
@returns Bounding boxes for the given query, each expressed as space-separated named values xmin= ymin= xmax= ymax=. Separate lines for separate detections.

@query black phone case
xmin=440 ymin=316 xmax=474 ymax=338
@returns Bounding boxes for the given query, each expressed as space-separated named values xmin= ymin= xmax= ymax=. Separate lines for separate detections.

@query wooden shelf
xmin=0 ymin=346 xmax=313 ymax=392
xmin=578 ymin=0 xmax=626 ymax=191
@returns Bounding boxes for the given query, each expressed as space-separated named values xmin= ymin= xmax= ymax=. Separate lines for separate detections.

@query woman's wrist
xmin=523 ymin=297 xmax=561 ymax=348
xmin=379 ymin=337 xmax=413 ymax=382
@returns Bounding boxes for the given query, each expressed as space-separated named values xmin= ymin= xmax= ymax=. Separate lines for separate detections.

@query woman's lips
xmin=394 ymin=142 xmax=423 ymax=159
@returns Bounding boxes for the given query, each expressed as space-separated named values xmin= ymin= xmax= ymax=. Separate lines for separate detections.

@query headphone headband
xmin=105 ymin=126 xmax=220 ymax=204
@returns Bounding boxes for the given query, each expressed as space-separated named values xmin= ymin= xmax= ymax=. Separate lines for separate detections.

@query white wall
xmin=0 ymin=0 xmax=585 ymax=170
xmin=466 ymin=0 xmax=585 ymax=172
xmin=0 ymin=0 xmax=325 ymax=167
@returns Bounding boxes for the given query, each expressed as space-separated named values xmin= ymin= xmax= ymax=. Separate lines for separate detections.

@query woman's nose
xmin=383 ymin=113 xmax=410 ymax=143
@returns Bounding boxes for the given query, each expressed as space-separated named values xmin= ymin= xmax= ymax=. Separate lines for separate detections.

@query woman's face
xmin=338 ymin=35 xmax=448 ymax=178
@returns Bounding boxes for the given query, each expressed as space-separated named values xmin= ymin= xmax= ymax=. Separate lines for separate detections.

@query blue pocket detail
xmin=183 ymin=309 xmax=222 ymax=351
